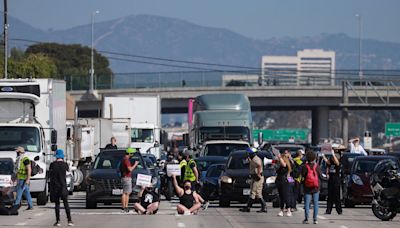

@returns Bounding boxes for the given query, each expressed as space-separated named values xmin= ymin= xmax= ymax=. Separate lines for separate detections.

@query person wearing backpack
xmin=49 ymin=149 xmax=74 ymax=227
xmin=120 ymin=148 xmax=139 ymax=213
xmin=301 ymin=150 xmax=321 ymax=224
xmin=13 ymin=147 xmax=33 ymax=210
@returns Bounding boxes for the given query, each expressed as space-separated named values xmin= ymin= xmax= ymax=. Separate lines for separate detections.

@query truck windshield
xmin=203 ymin=143 xmax=248 ymax=157
xmin=131 ymin=128 xmax=154 ymax=143
xmin=0 ymin=127 xmax=40 ymax=152
xmin=199 ymin=127 xmax=249 ymax=143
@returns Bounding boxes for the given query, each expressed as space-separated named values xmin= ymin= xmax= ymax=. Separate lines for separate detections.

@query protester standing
xmin=182 ymin=150 xmax=199 ymax=187
xmin=301 ymin=151 xmax=321 ymax=224
xmin=276 ymin=150 xmax=292 ymax=216
xmin=120 ymin=148 xmax=139 ymax=213
xmin=240 ymin=147 xmax=267 ymax=213
xmin=292 ymin=150 xmax=304 ymax=209
xmin=49 ymin=149 xmax=74 ymax=227
xmin=349 ymin=138 xmax=368 ymax=156
xmin=13 ymin=147 xmax=33 ymax=210
xmin=323 ymin=149 xmax=342 ymax=215
xmin=105 ymin=137 xmax=118 ymax=150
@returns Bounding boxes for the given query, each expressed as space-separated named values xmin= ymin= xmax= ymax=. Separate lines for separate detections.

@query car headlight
xmin=352 ymin=174 xmax=364 ymax=185
xmin=266 ymin=176 xmax=276 ymax=184
xmin=220 ymin=176 xmax=233 ymax=184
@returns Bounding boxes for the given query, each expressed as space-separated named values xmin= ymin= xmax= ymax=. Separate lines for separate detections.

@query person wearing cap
xmin=120 ymin=148 xmax=139 ymax=213
xmin=349 ymin=138 xmax=367 ymax=156
xmin=49 ymin=149 xmax=74 ymax=227
xmin=13 ymin=146 xmax=33 ymax=210
xmin=240 ymin=147 xmax=267 ymax=213
xmin=182 ymin=149 xmax=199 ymax=187
xmin=133 ymin=178 xmax=160 ymax=215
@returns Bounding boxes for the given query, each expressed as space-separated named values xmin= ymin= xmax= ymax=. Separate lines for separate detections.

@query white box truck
xmin=103 ymin=96 xmax=161 ymax=157
xmin=0 ymin=79 xmax=66 ymax=205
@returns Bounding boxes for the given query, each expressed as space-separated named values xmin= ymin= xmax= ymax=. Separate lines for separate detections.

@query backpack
xmin=304 ymin=163 xmax=319 ymax=189
xmin=116 ymin=159 xmax=126 ymax=178
xmin=30 ymin=160 xmax=43 ymax=177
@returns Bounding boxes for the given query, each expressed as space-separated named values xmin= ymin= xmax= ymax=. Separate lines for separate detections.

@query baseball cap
xmin=15 ymin=147 xmax=25 ymax=153
xmin=55 ymin=149 xmax=65 ymax=159
xmin=126 ymin=147 xmax=136 ymax=154
xmin=246 ymin=147 xmax=258 ymax=154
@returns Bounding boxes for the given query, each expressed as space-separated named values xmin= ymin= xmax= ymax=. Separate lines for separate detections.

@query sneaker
xmin=303 ymin=220 xmax=309 ymax=224
xmin=26 ymin=206 xmax=33 ymax=211
xmin=53 ymin=221 xmax=61 ymax=227
xmin=286 ymin=211 xmax=292 ymax=217
xmin=121 ymin=208 xmax=125 ymax=213
xmin=68 ymin=221 xmax=75 ymax=227
xmin=277 ymin=211 xmax=284 ymax=217
xmin=313 ymin=220 xmax=318 ymax=224
xmin=203 ymin=201 xmax=209 ymax=210
xmin=124 ymin=208 xmax=130 ymax=213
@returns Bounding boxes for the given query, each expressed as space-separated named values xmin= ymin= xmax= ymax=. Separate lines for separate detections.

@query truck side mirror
xmin=51 ymin=130 xmax=57 ymax=144
xmin=258 ymin=132 xmax=263 ymax=146
xmin=34 ymin=156 xmax=40 ymax=161
xmin=154 ymin=141 xmax=160 ymax=147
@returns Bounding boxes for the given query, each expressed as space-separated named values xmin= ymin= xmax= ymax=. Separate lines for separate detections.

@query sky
xmin=3 ymin=0 xmax=400 ymax=43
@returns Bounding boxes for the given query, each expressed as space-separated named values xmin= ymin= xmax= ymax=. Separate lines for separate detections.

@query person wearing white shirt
xmin=349 ymin=138 xmax=368 ymax=156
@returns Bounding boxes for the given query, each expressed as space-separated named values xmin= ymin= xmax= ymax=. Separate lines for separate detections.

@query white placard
xmin=167 ymin=164 xmax=181 ymax=177
xmin=321 ymin=143 xmax=332 ymax=154
xmin=136 ymin=174 xmax=152 ymax=187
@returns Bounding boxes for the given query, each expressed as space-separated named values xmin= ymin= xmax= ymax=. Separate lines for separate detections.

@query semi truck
xmin=188 ymin=93 xmax=253 ymax=151
xmin=0 ymin=79 xmax=66 ymax=205
xmin=103 ymin=96 xmax=161 ymax=158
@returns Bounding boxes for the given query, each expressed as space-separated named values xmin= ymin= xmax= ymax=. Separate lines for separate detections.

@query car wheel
xmin=86 ymin=198 xmax=97 ymax=209
xmin=219 ymin=197 xmax=230 ymax=207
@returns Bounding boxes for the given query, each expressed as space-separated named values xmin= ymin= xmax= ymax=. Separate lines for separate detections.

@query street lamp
xmin=89 ymin=10 xmax=100 ymax=93
xmin=355 ymin=14 xmax=362 ymax=80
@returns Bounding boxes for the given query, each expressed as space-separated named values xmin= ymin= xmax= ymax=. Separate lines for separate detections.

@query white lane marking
xmin=340 ymin=226 xmax=348 ymax=228
xmin=297 ymin=207 xmax=304 ymax=211
xmin=317 ymin=215 xmax=327 ymax=220
xmin=34 ymin=212 xmax=44 ymax=217
xmin=15 ymin=222 xmax=27 ymax=226
xmin=177 ymin=222 xmax=186 ymax=228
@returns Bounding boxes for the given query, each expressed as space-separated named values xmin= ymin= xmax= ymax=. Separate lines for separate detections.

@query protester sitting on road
xmin=13 ymin=147 xmax=33 ymax=210
xmin=301 ymin=150 xmax=321 ymax=224
xmin=349 ymin=138 xmax=368 ymax=156
xmin=133 ymin=182 xmax=160 ymax=215
xmin=172 ymin=175 xmax=202 ymax=215
xmin=49 ymin=149 xmax=74 ymax=227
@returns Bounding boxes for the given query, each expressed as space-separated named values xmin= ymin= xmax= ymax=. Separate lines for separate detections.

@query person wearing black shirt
xmin=322 ymin=150 xmax=342 ymax=215
xmin=49 ymin=149 xmax=74 ymax=227
xmin=105 ymin=137 xmax=118 ymax=150
xmin=133 ymin=185 xmax=160 ymax=215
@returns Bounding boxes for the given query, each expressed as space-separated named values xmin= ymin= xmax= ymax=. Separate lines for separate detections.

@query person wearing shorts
xmin=120 ymin=148 xmax=139 ymax=213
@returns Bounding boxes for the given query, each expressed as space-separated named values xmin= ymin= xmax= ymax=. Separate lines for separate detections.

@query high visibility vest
xmin=179 ymin=160 xmax=187 ymax=169
xmin=184 ymin=159 xmax=196 ymax=182
xmin=17 ymin=157 xmax=30 ymax=180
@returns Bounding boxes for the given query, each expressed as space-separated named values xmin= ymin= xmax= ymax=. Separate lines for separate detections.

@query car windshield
xmin=0 ymin=159 xmax=14 ymax=175
xmin=0 ymin=127 xmax=41 ymax=152
xmin=354 ymin=160 xmax=381 ymax=174
xmin=197 ymin=160 xmax=225 ymax=172
xmin=94 ymin=154 xmax=144 ymax=170
xmin=206 ymin=166 xmax=224 ymax=177
xmin=203 ymin=143 xmax=248 ymax=157
xmin=227 ymin=155 xmax=249 ymax=169
xmin=131 ymin=128 xmax=154 ymax=143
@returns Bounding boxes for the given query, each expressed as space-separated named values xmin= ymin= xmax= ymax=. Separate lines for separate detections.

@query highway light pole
xmin=3 ymin=0 xmax=8 ymax=79
xmin=90 ymin=10 xmax=99 ymax=93
xmin=355 ymin=14 xmax=362 ymax=80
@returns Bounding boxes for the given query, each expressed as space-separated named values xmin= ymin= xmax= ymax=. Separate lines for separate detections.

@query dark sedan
xmin=200 ymin=164 xmax=225 ymax=201
xmin=343 ymin=155 xmax=399 ymax=207
xmin=85 ymin=149 xmax=151 ymax=209
xmin=219 ymin=151 xmax=277 ymax=207
xmin=196 ymin=156 xmax=228 ymax=179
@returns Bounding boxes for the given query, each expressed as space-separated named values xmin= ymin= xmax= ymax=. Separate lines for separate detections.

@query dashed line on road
xmin=34 ymin=212 xmax=44 ymax=217
xmin=340 ymin=226 xmax=349 ymax=228
xmin=318 ymin=215 xmax=327 ymax=220
xmin=15 ymin=222 xmax=27 ymax=226
xmin=177 ymin=222 xmax=186 ymax=228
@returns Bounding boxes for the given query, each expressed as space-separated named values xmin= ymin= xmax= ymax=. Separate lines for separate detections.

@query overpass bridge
xmin=68 ymin=76 xmax=400 ymax=145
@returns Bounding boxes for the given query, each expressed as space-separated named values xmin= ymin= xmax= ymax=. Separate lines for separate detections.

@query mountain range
xmin=3 ymin=14 xmax=400 ymax=73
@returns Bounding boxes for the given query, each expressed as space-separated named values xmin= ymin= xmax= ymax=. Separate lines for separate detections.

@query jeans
xmin=304 ymin=192 xmax=319 ymax=221
xmin=14 ymin=179 xmax=33 ymax=208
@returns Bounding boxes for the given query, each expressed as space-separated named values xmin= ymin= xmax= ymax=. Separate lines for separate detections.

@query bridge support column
xmin=312 ymin=107 xmax=329 ymax=145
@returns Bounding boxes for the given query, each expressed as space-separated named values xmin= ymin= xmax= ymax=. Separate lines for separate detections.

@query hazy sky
xmin=4 ymin=0 xmax=400 ymax=42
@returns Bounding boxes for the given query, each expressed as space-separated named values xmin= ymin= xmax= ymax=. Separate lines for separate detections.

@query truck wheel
xmin=219 ymin=197 xmax=230 ymax=207
xmin=36 ymin=190 xmax=48 ymax=206
xmin=86 ymin=198 xmax=97 ymax=209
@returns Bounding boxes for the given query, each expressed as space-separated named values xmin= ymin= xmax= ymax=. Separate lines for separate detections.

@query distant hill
xmin=3 ymin=14 xmax=400 ymax=73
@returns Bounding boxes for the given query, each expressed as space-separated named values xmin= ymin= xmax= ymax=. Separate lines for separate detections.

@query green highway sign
xmin=385 ymin=122 xmax=400 ymax=137
xmin=253 ymin=128 xmax=310 ymax=142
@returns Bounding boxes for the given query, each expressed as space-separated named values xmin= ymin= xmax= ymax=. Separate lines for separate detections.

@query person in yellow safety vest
xmin=292 ymin=149 xmax=305 ymax=210
xmin=177 ymin=151 xmax=187 ymax=185
xmin=182 ymin=149 xmax=199 ymax=187
xmin=13 ymin=146 xmax=33 ymax=210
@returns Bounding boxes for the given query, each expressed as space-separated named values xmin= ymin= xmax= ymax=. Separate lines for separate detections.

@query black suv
xmin=219 ymin=150 xmax=277 ymax=207
xmin=85 ymin=149 xmax=151 ymax=209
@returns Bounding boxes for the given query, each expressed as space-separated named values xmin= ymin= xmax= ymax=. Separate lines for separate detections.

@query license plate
xmin=112 ymin=189 xmax=123 ymax=195
xmin=243 ymin=189 xmax=251 ymax=195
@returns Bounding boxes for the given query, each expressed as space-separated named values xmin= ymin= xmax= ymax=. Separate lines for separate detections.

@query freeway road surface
xmin=1 ymin=192 xmax=399 ymax=228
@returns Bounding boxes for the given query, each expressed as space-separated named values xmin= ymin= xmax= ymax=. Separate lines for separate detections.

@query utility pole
xmin=89 ymin=10 xmax=99 ymax=93
xmin=3 ymin=0 xmax=8 ymax=79
xmin=356 ymin=14 xmax=362 ymax=80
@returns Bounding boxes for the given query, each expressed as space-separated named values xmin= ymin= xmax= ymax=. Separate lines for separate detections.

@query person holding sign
xmin=133 ymin=178 xmax=160 ymax=215
xmin=120 ymin=148 xmax=139 ymax=213
xmin=172 ymin=175 xmax=203 ymax=215
xmin=322 ymin=147 xmax=342 ymax=215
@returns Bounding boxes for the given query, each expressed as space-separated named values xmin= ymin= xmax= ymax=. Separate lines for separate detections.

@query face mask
xmin=184 ymin=186 xmax=191 ymax=190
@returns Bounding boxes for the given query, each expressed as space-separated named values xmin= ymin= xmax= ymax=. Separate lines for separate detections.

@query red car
xmin=343 ymin=155 xmax=398 ymax=207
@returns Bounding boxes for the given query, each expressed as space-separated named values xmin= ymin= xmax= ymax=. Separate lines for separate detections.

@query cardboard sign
xmin=167 ymin=164 xmax=181 ymax=177
xmin=321 ymin=143 xmax=332 ymax=154
xmin=136 ymin=174 xmax=152 ymax=187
